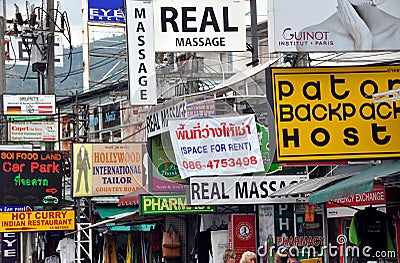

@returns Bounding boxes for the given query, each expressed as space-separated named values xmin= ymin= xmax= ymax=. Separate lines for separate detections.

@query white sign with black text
xmin=146 ymin=100 xmax=186 ymax=138
xmin=8 ymin=121 xmax=59 ymax=142
xmin=153 ymin=0 xmax=246 ymax=52
xmin=169 ymin=115 xmax=264 ymax=178
xmin=188 ymin=175 xmax=309 ymax=205
xmin=126 ymin=0 xmax=157 ymax=105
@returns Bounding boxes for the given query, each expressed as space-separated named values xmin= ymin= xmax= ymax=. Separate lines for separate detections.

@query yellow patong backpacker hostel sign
xmin=270 ymin=65 xmax=400 ymax=161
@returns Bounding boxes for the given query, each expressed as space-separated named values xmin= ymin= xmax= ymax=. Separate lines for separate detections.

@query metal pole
xmin=46 ymin=0 xmax=55 ymax=94
xmin=0 ymin=16 xmax=6 ymax=145
xmin=250 ymin=0 xmax=259 ymax=66
xmin=0 ymin=17 xmax=6 ymax=94
xmin=82 ymin=0 xmax=90 ymax=92
xmin=2 ymin=0 xmax=6 ymax=22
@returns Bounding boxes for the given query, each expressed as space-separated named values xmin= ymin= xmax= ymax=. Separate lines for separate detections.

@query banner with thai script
xmin=0 ymin=151 xmax=63 ymax=206
xmin=72 ymin=143 xmax=145 ymax=197
xmin=168 ymin=115 xmax=263 ymax=178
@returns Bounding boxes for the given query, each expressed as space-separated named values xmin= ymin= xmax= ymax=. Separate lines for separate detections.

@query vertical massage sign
xmin=125 ymin=0 xmax=246 ymax=104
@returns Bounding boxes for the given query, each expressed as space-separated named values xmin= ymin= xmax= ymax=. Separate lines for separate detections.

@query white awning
xmin=269 ymin=173 xmax=357 ymax=197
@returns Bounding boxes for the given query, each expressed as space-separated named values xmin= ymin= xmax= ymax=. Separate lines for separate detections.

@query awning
xmin=96 ymin=206 xmax=155 ymax=232
xmin=309 ymin=159 xmax=400 ymax=204
xmin=96 ymin=206 xmax=138 ymax=218
xmin=118 ymin=185 xmax=151 ymax=206
xmin=269 ymin=173 xmax=356 ymax=197
xmin=67 ymin=207 xmax=163 ymax=235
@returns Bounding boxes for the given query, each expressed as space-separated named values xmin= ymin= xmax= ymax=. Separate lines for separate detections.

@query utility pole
xmin=0 ymin=17 xmax=6 ymax=144
xmin=46 ymin=0 xmax=55 ymax=94
xmin=250 ymin=0 xmax=259 ymax=66
xmin=0 ymin=17 xmax=5 ymax=94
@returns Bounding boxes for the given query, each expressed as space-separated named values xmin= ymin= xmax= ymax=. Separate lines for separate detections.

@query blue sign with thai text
xmin=88 ymin=0 xmax=125 ymax=23
xmin=0 ymin=206 xmax=33 ymax=212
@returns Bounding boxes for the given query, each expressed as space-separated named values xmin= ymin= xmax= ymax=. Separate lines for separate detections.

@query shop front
xmin=309 ymin=160 xmax=400 ymax=263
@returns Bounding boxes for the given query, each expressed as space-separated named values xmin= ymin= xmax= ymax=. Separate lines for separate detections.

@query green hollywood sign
xmin=140 ymin=194 xmax=216 ymax=215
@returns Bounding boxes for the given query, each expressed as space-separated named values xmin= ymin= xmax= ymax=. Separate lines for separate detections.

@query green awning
xmin=96 ymin=206 xmax=138 ymax=219
xmin=309 ymin=159 xmax=400 ymax=204
xmin=108 ymin=224 xmax=156 ymax=232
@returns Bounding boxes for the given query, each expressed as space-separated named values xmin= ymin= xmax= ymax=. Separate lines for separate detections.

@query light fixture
xmin=29 ymin=5 xmax=37 ymax=28
xmin=14 ymin=4 xmax=24 ymax=25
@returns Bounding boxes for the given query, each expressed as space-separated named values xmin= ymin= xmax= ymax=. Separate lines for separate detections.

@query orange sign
xmin=305 ymin=204 xmax=315 ymax=222
xmin=0 ymin=210 xmax=75 ymax=232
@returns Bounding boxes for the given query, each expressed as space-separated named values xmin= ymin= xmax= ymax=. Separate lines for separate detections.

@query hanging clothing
xmin=196 ymin=230 xmax=212 ymax=263
xmin=104 ymin=235 xmax=118 ymax=263
xmin=126 ymin=233 xmax=132 ymax=263
xmin=44 ymin=255 xmax=60 ymax=263
xmin=349 ymin=207 xmax=395 ymax=255
xmin=56 ymin=237 xmax=76 ymax=263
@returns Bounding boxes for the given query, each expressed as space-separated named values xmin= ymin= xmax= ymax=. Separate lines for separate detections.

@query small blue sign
xmin=0 ymin=206 xmax=33 ymax=212
xmin=88 ymin=0 xmax=125 ymax=23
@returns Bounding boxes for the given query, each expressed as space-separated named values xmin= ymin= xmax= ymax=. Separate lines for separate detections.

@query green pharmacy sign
xmin=140 ymin=194 xmax=216 ymax=215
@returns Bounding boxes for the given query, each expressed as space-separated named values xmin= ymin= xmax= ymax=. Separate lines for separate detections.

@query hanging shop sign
xmin=326 ymin=184 xmax=386 ymax=218
xmin=8 ymin=121 xmax=58 ymax=142
xmin=0 ymin=210 xmax=75 ymax=232
xmin=126 ymin=0 xmax=157 ymax=105
xmin=1 ymin=232 xmax=19 ymax=263
xmin=169 ymin=115 xmax=264 ymax=178
xmin=186 ymin=96 xmax=216 ymax=118
xmin=101 ymin=103 xmax=121 ymax=129
xmin=140 ymin=194 xmax=216 ymax=215
xmin=88 ymin=0 xmax=125 ymax=23
xmin=268 ymin=0 xmax=400 ymax=53
xmin=150 ymin=134 xmax=186 ymax=192
xmin=0 ymin=151 xmax=63 ymax=206
xmin=228 ymin=214 xmax=257 ymax=261
xmin=256 ymin=123 xmax=280 ymax=174
xmin=0 ymin=206 xmax=33 ymax=212
xmin=5 ymin=36 xmax=64 ymax=67
xmin=72 ymin=143 xmax=145 ymax=197
xmin=188 ymin=175 xmax=308 ymax=205
xmin=3 ymin=94 xmax=56 ymax=116
xmin=147 ymin=100 xmax=186 ymax=138
xmin=269 ymin=65 xmax=400 ymax=161
xmin=153 ymin=0 xmax=246 ymax=52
